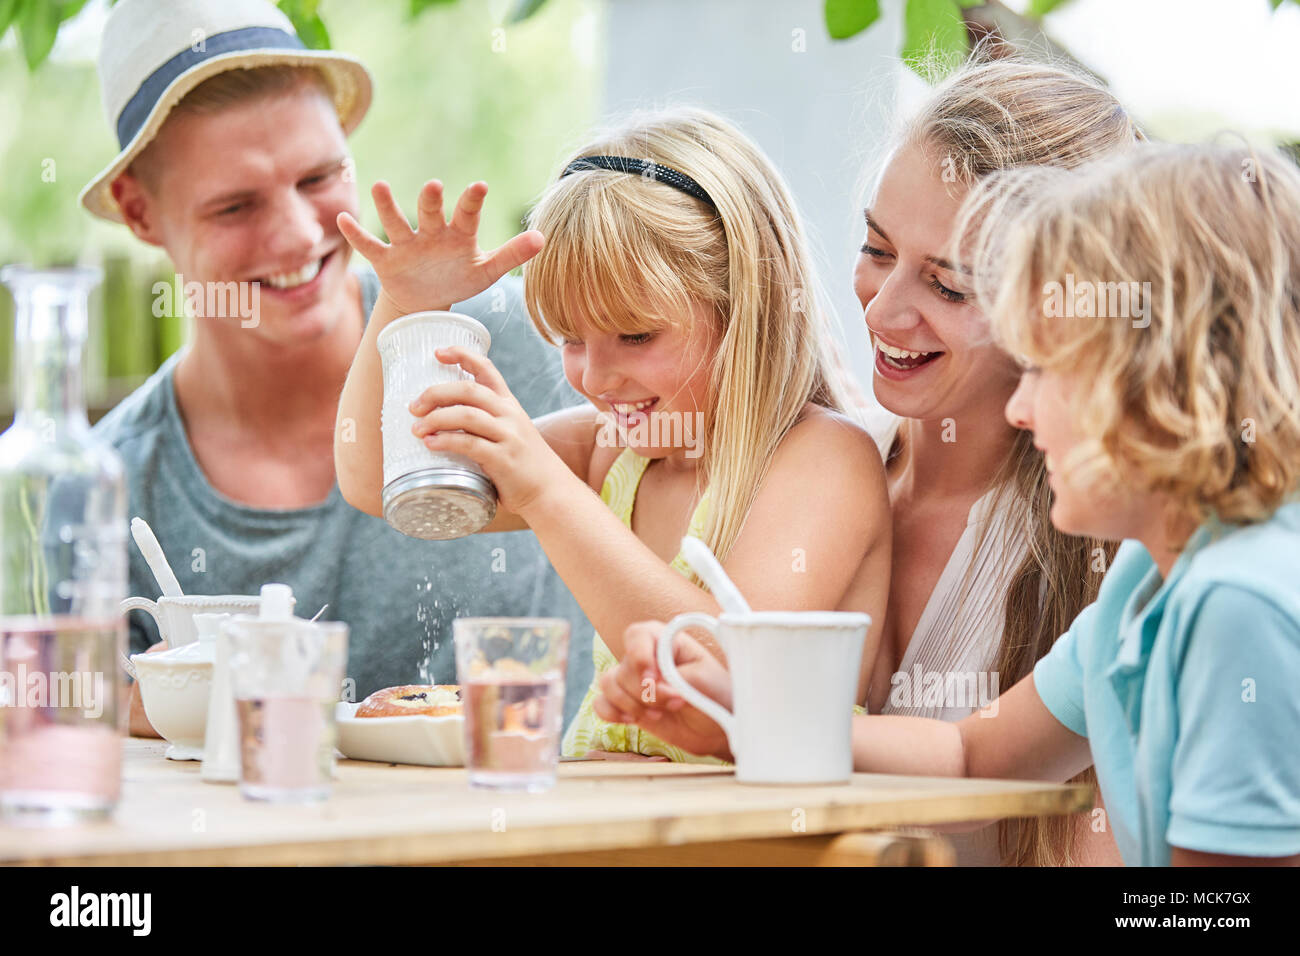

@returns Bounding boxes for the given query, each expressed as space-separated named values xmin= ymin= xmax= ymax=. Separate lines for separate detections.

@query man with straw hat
xmin=83 ymin=0 xmax=591 ymax=735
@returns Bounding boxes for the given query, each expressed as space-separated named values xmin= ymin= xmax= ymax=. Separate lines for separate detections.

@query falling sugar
xmin=414 ymin=576 xmax=444 ymax=684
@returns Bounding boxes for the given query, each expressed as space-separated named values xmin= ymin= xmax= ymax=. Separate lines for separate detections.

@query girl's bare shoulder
xmin=780 ymin=404 xmax=889 ymax=482
xmin=743 ymin=403 xmax=891 ymax=532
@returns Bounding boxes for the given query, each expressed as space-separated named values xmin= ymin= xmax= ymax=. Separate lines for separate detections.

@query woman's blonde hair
xmin=893 ymin=50 xmax=1144 ymax=866
xmin=968 ymin=142 xmax=1300 ymax=538
xmin=524 ymin=107 xmax=859 ymax=573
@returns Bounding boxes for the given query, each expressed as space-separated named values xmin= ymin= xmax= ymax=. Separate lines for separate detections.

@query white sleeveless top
xmin=872 ymin=415 xmax=1028 ymax=864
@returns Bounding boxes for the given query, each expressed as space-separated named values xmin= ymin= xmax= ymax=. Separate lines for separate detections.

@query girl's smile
xmin=560 ymin=302 xmax=718 ymax=464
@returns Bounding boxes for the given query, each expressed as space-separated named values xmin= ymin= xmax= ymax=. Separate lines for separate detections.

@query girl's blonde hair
xmin=524 ymin=107 xmax=859 ymax=573
xmin=968 ymin=142 xmax=1300 ymax=537
xmin=895 ymin=50 xmax=1143 ymax=866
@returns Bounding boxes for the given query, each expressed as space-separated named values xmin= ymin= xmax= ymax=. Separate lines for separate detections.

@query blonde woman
xmin=603 ymin=141 xmax=1300 ymax=866
xmin=859 ymin=57 xmax=1139 ymax=865
xmin=334 ymin=107 xmax=893 ymax=761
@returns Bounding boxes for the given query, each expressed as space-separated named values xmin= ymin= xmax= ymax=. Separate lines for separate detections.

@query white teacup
xmin=120 ymin=594 xmax=268 ymax=648
xmin=122 ymin=596 xmax=273 ymax=761
xmin=656 ymin=610 xmax=870 ymax=785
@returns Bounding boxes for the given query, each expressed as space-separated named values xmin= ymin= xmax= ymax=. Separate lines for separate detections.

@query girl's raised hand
xmin=408 ymin=345 xmax=576 ymax=517
xmin=337 ymin=180 xmax=544 ymax=315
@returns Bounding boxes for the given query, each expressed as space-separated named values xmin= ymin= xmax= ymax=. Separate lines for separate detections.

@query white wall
xmin=600 ymin=0 xmax=900 ymax=398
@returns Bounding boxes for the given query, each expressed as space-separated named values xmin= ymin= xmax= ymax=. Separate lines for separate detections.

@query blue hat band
xmin=116 ymin=25 xmax=306 ymax=148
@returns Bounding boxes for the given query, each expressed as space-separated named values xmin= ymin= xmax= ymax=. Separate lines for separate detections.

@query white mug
xmin=656 ymin=610 xmax=870 ymax=784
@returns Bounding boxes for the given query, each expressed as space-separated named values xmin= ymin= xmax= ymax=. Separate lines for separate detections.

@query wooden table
xmin=0 ymin=739 xmax=1093 ymax=866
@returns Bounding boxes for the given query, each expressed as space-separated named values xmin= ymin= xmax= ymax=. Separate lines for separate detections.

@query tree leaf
xmin=0 ymin=0 xmax=24 ymax=40
xmin=17 ymin=0 xmax=60 ymax=70
xmin=1026 ymin=0 xmax=1076 ymax=16
xmin=902 ymin=0 xmax=968 ymax=80
xmin=506 ymin=0 xmax=549 ymax=24
xmin=825 ymin=0 xmax=881 ymax=40
xmin=409 ymin=0 xmax=457 ymax=17
xmin=278 ymin=0 xmax=330 ymax=49
xmin=296 ymin=13 xmax=330 ymax=49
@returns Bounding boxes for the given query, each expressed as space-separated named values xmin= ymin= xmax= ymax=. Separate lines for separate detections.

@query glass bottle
xmin=0 ymin=265 xmax=128 ymax=824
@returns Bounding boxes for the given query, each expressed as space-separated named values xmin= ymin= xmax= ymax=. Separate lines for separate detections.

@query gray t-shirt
xmin=94 ymin=269 xmax=595 ymax=729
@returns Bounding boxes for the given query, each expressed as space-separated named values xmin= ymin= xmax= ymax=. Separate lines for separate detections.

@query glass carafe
xmin=0 ymin=265 xmax=128 ymax=824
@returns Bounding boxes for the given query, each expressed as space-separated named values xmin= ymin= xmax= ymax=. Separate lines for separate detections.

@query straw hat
xmin=79 ymin=0 xmax=373 ymax=223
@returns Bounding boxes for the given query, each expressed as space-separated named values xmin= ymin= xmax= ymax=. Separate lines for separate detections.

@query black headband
xmin=560 ymin=155 xmax=717 ymax=209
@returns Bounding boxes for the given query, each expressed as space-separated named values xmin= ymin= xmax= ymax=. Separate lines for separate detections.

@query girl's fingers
xmin=411 ymin=404 xmax=508 ymax=444
xmin=449 ymin=181 xmax=488 ymax=238
xmin=336 ymin=212 xmax=388 ymax=261
xmin=415 ymin=179 xmax=447 ymax=236
xmin=370 ymin=181 xmax=414 ymax=242
xmin=433 ymin=347 xmax=511 ymax=397
xmin=598 ymin=668 xmax=645 ymax=720
xmin=592 ymin=694 xmax=635 ymax=726
xmin=480 ymin=229 xmax=545 ymax=284
xmin=409 ymin=379 xmax=505 ymax=417
xmin=622 ymin=623 xmax=664 ymax=672
xmin=609 ymin=654 xmax=654 ymax=710
xmin=422 ymin=429 xmax=493 ymax=464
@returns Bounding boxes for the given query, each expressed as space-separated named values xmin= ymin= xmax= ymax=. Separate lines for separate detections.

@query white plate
xmin=334 ymin=701 xmax=465 ymax=766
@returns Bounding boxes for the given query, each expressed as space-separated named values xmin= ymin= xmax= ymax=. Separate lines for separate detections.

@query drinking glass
xmin=453 ymin=617 xmax=569 ymax=792
xmin=226 ymin=618 xmax=348 ymax=803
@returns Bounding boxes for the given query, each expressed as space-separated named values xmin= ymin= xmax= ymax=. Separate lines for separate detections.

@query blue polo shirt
xmin=1033 ymin=501 xmax=1300 ymax=866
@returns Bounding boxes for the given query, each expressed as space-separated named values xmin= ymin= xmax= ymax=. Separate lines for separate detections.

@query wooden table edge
xmin=5 ymin=782 xmax=1094 ymax=867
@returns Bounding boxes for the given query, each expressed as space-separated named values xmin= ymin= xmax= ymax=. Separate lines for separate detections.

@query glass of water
xmin=226 ymin=618 xmax=348 ymax=803
xmin=453 ymin=617 xmax=569 ymax=792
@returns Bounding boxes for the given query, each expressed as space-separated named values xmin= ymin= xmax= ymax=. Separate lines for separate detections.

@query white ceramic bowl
xmin=131 ymin=653 xmax=213 ymax=760
xmin=334 ymin=701 xmax=465 ymax=766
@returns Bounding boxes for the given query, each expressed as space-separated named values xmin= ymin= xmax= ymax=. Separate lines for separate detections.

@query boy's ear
xmin=111 ymin=170 xmax=166 ymax=248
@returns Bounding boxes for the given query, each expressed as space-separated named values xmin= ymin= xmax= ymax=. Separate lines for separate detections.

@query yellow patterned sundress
xmin=561 ymin=447 xmax=730 ymax=763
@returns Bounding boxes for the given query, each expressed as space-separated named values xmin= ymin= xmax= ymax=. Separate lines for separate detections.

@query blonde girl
xmin=605 ymin=141 xmax=1300 ymax=866
xmin=334 ymin=107 xmax=892 ymax=761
